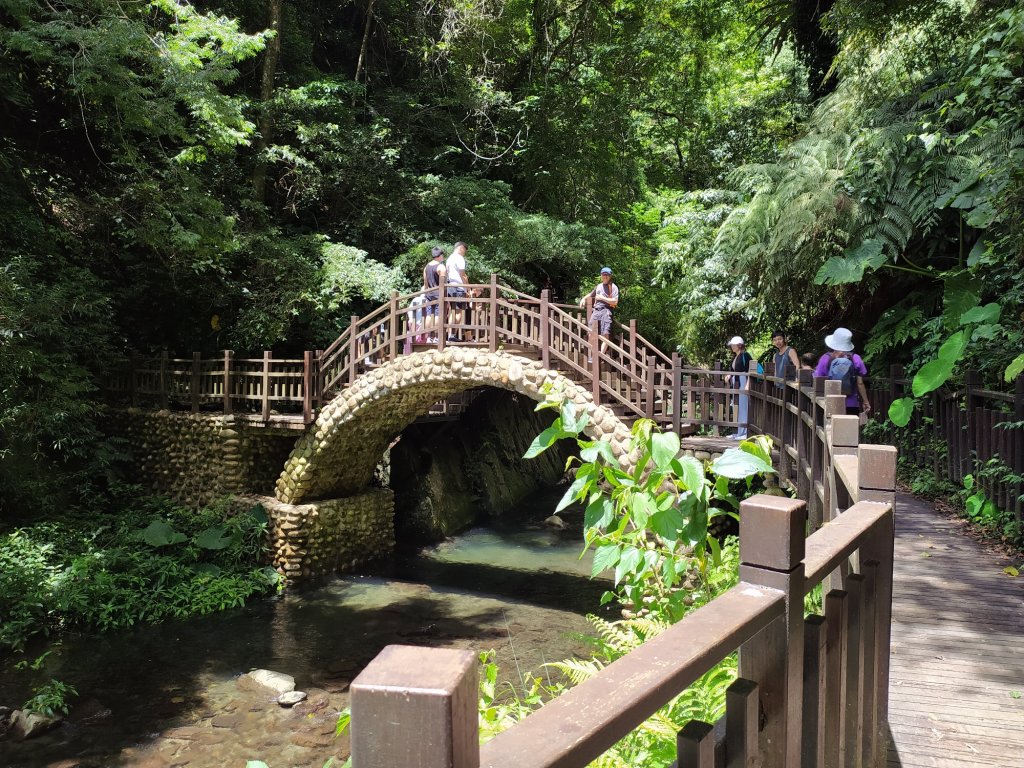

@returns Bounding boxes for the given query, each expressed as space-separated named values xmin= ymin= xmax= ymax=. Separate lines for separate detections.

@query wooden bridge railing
xmin=348 ymin=376 xmax=898 ymax=768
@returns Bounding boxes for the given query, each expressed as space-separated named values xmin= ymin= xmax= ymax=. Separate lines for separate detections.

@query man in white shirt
xmin=445 ymin=242 xmax=470 ymax=341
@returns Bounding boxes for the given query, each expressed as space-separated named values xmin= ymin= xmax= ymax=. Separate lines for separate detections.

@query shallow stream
xmin=0 ymin=492 xmax=610 ymax=768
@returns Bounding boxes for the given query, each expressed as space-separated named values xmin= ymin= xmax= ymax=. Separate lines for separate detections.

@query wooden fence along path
xmin=348 ymin=380 xmax=901 ymax=768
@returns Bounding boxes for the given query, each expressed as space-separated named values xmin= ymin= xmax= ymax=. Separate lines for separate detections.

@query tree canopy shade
xmin=3 ymin=0 xmax=1023 ymax=511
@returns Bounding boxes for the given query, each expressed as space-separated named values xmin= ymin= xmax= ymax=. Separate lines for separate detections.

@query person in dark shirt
xmin=727 ymin=335 xmax=752 ymax=439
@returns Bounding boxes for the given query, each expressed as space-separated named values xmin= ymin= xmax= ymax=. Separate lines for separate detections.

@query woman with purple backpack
xmin=813 ymin=327 xmax=873 ymax=417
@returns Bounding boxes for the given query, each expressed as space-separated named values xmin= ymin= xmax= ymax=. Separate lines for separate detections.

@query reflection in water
xmin=0 ymin=505 xmax=611 ymax=768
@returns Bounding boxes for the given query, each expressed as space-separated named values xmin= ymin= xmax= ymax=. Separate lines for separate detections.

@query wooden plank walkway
xmin=888 ymin=492 xmax=1024 ymax=768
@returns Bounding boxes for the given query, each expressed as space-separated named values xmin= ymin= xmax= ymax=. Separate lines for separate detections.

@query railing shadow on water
xmin=348 ymin=376 xmax=900 ymax=768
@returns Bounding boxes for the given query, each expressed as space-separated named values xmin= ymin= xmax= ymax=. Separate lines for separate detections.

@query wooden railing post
xmin=349 ymin=316 xmax=360 ymax=384
xmin=314 ymin=349 xmax=323 ymax=408
xmin=303 ymin=351 xmax=314 ymax=424
xmin=159 ymin=351 xmax=169 ymax=410
xmin=222 ymin=350 xmax=233 ymax=415
xmin=712 ymin=362 xmax=722 ymax=436
xmin=645 ymin=355 xmax=655 ymax=419
xmin=262 ymin=350 xmax=272 ymax=421
xmin=438 ymin=290 xmax=447 ymax=351
xmin=191 ymin=352 xmax=201 ymax=413
xmin=390 ymin=290 xmax=400 ymax=361
xmin=738 ymin=494 xmax=806 ymax=768
xmin=489 ymin=273 xmax=499 ymax=352
xmin=540 ymin=288 xmax=551 ymax=368
xmin=671 ymin=352 xmax=682 ymax=434
xmin=1014 ymin=374 xmax=1024 ymax=521
xmin=351 ymin=645 xmax=479 ymax=768
xmin=586 ymin=295 xmax=600 ymax=402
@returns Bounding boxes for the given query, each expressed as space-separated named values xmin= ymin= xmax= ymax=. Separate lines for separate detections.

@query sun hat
xmin=600 ymin=266 xmax=612 ymax=275
xmin=727 ymin=336 xmax=744 ymax=347
xmin=824 ymin=327 xmax=855 ymax=352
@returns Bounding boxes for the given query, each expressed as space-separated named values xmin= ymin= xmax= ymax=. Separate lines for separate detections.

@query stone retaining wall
xmin=255 ymin=490 xmax=395 ymax=580
xmin=114 ymin=409 xmax=295 ymax=507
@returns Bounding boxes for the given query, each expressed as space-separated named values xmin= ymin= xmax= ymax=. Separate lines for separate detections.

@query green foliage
xmin=0 ymin=494 xmax=279 ymax=653
xmin=23 ymin=678 xmax=78 ymax=719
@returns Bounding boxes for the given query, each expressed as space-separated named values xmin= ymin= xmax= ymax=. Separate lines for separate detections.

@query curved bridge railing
xmin=317 ymin=276 xmax=677 ymax=426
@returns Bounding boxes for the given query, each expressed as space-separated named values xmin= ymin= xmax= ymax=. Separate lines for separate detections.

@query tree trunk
xmin=253 ymin=0 xmax=283 ymax=203
xmin=353 ymin=0 xmax=375 ymax=91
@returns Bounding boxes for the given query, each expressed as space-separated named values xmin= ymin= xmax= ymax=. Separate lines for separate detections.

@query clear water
xmin=0 ymin=495 xmax=610 ymax=767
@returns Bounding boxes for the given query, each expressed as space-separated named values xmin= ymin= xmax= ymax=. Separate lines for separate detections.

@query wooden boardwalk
xmin=888 ymin=492 xmax=1024 ymax=768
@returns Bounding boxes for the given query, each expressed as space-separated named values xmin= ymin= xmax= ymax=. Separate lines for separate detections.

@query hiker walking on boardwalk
xmin=813 ymin=327 xmax=872 ymax=417
xmin=446 ymin=242 xmax=471 ymax=341
xmin=771 ymin=329 xmax=800 ymax=387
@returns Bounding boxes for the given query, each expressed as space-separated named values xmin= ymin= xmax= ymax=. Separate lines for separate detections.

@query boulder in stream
xmin=237 ymin=669 xmax=296 ymax=696
xmin=277 ymin=691 xmax=307 ymax=707
xmin=543 ymin=514 xmax=567 ymax=530
xmin=8 ymin=708 xmax=60 ymax=740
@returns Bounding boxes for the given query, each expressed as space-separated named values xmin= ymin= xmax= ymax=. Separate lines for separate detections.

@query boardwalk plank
xmin=887 ymin=492 xmax=1024 ymax=768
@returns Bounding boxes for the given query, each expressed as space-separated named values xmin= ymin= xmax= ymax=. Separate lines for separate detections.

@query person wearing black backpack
xmin=812 ymin=327 xmax=872 ymax=417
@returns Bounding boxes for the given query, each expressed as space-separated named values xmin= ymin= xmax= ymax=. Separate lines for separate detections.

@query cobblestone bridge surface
xmin=886 ymin=492 xmax=1024 ymax=768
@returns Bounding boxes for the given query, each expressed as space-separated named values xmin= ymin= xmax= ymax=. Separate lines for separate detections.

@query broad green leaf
xmin=559 ymin=401 xmax=577 ymax=432
xmin=963 ymin=473 xmax=975 ymax=491
xmin=971 ymin=323 xmax=1002 ymax=341
xmin=247 ymin=505 xmax=269 ymax=526
xmin=1004 ymin=567 xmax=1019 ymax=578
xmin=195 ymin=526 xmax=236 ymax=550
xmin=814 ymin=239 xmax=886 ymax=285
xmin=523 ymin=425 xmax=563 ymax=459
xmin=942 ymin=274 xmax=980 ymax=329
xmin=630 ymin=493 xmax=656 ymax=528
xmin=710 ymin=448 xmax=775 ymax=479
xmin=592 ymin=544 xmax=620 ymax=577
xmin=614 ymin=547 xmax=642 ymax=586
xmin=584 ymin=496 xmax=614 ymax=530
xmin=556 ymin=475 xmax=589 ymax=512
xmin=966 ymin=238 xmax=989 ymax=267
xmin=580 ymin=440 xmax=617 ymax=465
xmin=888 ymin=397 xmax=914 ymax=427
xmin=960 ymin=302 xmax=1000 ymax=325
xmin=1004 ymin=353 xmax=1024 ymax=382
xmin=192 ymin=562 xmax=222 ymax=577
xmin=912 ymin=358 xmax=955 ymax=397
xmin=679 ymin=504 xmax=709 ymax=548
xmin=671 ymin=455 xmax=705 ymax=492
xmin=650 ymin=431 xmax=680 ymax=471
xmin=937 ymin=330 xmax=968 ymax=362
xmin=650 ymin=506 xmax=685 ymax=543
xmin=141 ymin=520 xmax=187 ymax=547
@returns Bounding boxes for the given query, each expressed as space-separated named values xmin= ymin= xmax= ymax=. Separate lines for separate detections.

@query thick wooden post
xmin=586 ymin=295 xmax=600 ymax=402
xmin=540 ymin=288 xmax=551 ymax=368
xmin=802 ymin=614 xmax=827 ymax=768
xmin=303 ymin=351 xmax=314 ymax=424
xmin=390 ymin=290 xmax=400 ymax=361
xmin=488 ymin=273 xmax=498 ymax=352
xmin=437 ymin=291 xmax=447 ymax=351
xmin=841 ymin=573 xmax=865 ymax=768
xmin=349 ymin=316 xmax=360 ymax=384
xmin=964 ymin=369 xmax=981 ymax=480
xmin=222 ymin=350 xmax=233 ymax=415
xmin=351 ymin=645 xmax=479 ymax=768
xmin=629 ymin=319 xmax=639 ymax=380
xmin=262 ymin=350 xmax=272 ymax=421
xmin=738 ymin=494 xmax=806 ymax=768
xmin=159 ymin=351 xmax=169 ymax=410
xmin=191 ymin=352 xmax=201 ymax=413
xmin=823 ymin=590 xmax=849 ymax=768
xmin=726 ymin=677 xmax=759 ymax=768
xmin=1015 ymin=374 xmax=1024 ymax=520
xmin=860 ymin=499 xmax=895 ymax=768
xmin=678 ymin=720 xmax=716 ymax=768
xmin=672 ymin=352 xmax=682 ymax=434
xmin=645 ymin=355 xmax=656 ymax=419
xmin=712 ymin=362 xmax=722 ymax=436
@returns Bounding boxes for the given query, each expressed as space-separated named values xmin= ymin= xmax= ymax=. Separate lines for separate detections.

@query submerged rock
xmin=237 ymin=669 xmax=296 ymax=696
xmin=543 ymin=514 xmax=567 ymax=530
xmin=277 ymin=691 xmax=307 ymax=707
xmin=9 ymin=708 xmax=60 ymax=740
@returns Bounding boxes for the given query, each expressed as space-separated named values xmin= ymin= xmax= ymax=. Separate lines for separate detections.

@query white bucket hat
xmin=824 ymin=327 xmax=855 ymax=352
xmin=727 ymin=336 xmax=744 ymax=347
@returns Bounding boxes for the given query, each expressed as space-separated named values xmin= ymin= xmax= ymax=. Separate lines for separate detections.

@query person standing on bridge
xmin=726 ymin=336 xmax=752 ymax=439
xmin=581 ymin=266 xmax=619 ymax=356
xmin=423 ymin=246 xmax=447 ymax=342
xmin=771 ymin=329 xmax=800 ymax=388
xmin=445 ymin=242 xmax=470 ymax=341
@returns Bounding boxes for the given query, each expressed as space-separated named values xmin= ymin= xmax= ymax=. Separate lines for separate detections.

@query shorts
xmin=590 ymin=306 xmax=613 ymax=335
xmin=447 ymin=285 xmax=468 ymax=309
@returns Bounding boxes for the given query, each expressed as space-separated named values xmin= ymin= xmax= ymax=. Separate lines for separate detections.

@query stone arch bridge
xmin=111 ymin=278 xmax=702 ymax=579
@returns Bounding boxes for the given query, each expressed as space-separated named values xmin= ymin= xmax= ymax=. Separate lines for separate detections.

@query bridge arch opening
xmin=274 ymin=349 xmax=634 ymax=505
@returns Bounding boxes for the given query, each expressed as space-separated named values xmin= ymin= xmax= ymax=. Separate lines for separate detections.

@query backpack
xmin=827 ymin=355 xmax=857 ymax=395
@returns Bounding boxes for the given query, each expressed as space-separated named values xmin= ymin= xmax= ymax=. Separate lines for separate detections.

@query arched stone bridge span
xmin=274 ymin=349 xmax=634 ymax=504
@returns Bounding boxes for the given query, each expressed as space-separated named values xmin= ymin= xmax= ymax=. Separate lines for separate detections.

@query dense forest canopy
xmin=2 ymin=0 xmax=1022 ymax=511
